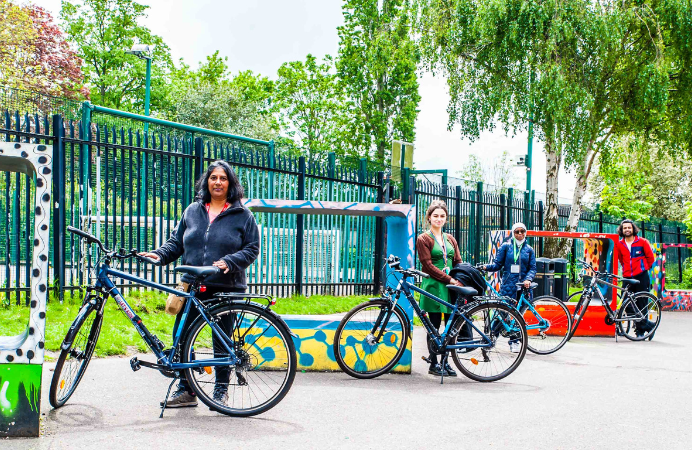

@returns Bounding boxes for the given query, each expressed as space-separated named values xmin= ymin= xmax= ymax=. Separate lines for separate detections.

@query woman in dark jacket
xmin=483 ymin=222 xmax=536 ymax=299
xmin=140 ymin=160 xmax=259 ymax=408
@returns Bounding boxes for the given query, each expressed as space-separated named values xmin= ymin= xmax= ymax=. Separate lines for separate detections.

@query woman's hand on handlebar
xmin=213 ymin=260 xmax=229 ymax=274
xmin=137 ymin=251 xmax=160 ymax=262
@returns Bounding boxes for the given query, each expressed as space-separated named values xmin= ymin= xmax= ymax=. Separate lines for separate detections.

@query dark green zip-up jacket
xmin=153 ymin=199 xmax=260 ymax=289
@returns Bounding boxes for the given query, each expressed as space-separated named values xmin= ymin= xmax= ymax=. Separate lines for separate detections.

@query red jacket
xmin=615 ymin=237 xmax=655 ymax=277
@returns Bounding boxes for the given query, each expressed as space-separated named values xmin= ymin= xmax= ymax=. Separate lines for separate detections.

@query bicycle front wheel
xmin=616 ymin=293 xmax=661 ymax=341
xmin=333 ymin=299 xmax=409 ymax=379
xmin=524 ymin=295 xmax=572 ymax=354
xmin=183 ymin=302 xmax=296 ymax=417
xmin=49 ymin=301 xmax=103 ymax=408
xmin=451 ymin=301 xmax=527 ymax=382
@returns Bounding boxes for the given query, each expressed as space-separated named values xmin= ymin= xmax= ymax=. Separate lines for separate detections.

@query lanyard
xmin=430 ymin=231 xmax=450 ymax=269
xmin=513 ymin=239 xmax=523 ymax=264
xmin=206 ymin=202 xmax=229 ymax=223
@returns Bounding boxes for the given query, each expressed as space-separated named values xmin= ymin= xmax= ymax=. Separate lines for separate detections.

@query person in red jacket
xmin=615 ymin=219 xmax=656 ymax=335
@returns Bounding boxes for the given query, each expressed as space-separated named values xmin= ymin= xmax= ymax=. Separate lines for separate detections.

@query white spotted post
xmin=0 ymin=142 xmax=53 ymax=437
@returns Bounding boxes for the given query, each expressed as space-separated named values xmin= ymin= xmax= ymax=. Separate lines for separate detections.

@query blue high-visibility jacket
xmin=486 ymin=240 xmax=537 ymax=297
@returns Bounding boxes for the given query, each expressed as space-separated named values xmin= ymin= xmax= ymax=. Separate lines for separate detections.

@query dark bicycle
xmin=566 ymin=259 xmax=661 ymax=341
xmin=49 ymin=226 xmax=297 ymax=417
xmin=333 ymin=255 xmax=528 ymax=383
xmin=475 ymin=265 xmax=572 ymax=355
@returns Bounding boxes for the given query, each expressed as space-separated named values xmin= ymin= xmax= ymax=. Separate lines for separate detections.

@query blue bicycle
xmin=333 ymin=255 xmax=528 ymax=382
xmin=476 ymin=266 xmax=572 ymax=355
xmin=49 ymin=226 xmax=297 ymax=417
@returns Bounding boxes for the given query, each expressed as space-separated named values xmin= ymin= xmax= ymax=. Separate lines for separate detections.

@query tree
xmin=0 ymin=0 xmax=85 ymax=99
xmin=337 ymin=0 xmax=421 ymax=162
xmin=274 ymin=54 xmax=348 ymax=159
xmin=456 ymin=151 xmax=520 ymax=192
xmin=417 ymin=0 xmax=682 ymax=256
xmin=163 ymin=51 xmax=279 ymax=141
xmin=60 ymin=0 xmax=173 ymax=112
xmin=590 ymin=137 xmax=692 ymax=222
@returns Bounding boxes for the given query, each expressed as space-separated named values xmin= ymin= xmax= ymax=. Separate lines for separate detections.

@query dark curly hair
xmin=617 ymin=219 xmax=640 ymax=238
xmin=195 ymin=160 xmax=244 ymax=203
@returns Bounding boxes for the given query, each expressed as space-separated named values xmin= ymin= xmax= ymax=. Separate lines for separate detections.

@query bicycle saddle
xmin=619 ymin=277 xmax=639 ymax=284
xmin=446 ymin=285 xmax=478 ymax=296
xmin=174 ymin=265 xmax=220 ymax=278
xmin=515 ymin=282 xmax=539 ymax=289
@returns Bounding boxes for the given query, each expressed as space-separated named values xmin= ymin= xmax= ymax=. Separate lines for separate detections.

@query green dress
xmin=420 ymin=232 xmax=455 ymax=314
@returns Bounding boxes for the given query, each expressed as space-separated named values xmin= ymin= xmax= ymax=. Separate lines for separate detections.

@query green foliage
xmin=416 ymin=0 xmax=690 ymax=256
xmin=0 ymin=0 xmax=86 ymax=99
xmin=337 ymin=0 xmax=421 ymax=162
xmin=161 ymin=50 xmax=279 ymax=141
xmin=275 ymin=54 xmax=348 ymax=159
xmin=60 ymin=0 xmax=174 ymax=112
xmin=592 ymin=137 xmax=692 ymax=222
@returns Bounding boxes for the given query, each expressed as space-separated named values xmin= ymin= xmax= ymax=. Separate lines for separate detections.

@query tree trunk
xmin=543 ymin=136 xmax=563 ymax=257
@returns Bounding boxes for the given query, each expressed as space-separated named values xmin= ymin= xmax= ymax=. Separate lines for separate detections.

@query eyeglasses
xmin=514 ymin=229 xmax=526 ymax=234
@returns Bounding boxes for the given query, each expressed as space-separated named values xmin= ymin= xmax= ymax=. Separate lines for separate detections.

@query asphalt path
xmin=6 ymin=311 xmax=692 ymax=450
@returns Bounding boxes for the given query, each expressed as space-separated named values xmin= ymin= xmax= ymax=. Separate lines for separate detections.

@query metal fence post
xmin=474 ymin=182 xmax=483 ymax=264
xmin=507 ymin=188 xmax=514 ymax=228
xmin=640 ymin=221 xmax=646 ymax=239
xmin=658 ymin=223 xmax=664 ymax=244
xmin=401 ymin=167 xmax=410 ymax=203
xmin=500 ymin=192 xmax=506 ymax=231
xmin=455 ymin=186 xmax=462 ymax=247
xmin=408 ymin=174 xmax=415 ymax=205
xmin=268 ymin=140 xmax=275 ymax=199
xmin=374 ymin=171 xmax=384 ymax=291
xmin=327 ymin=152 xmax=335 ymax=201
xmin=538 ymin=200 xmax=544 ymax=255
xmin=52 ymin=115 xmax=65 ymax=302
xmin=678 ymin=226 xmax=684 ymax=283
xmin=194 ymin=137 xmax=204 ymax=182
xmin=295 ymin=156 xmax=306 ymax=295
xmin=599 ymin=210 xmax=604 ymax=233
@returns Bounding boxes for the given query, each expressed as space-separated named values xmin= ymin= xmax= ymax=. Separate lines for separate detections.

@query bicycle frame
xmin=580 ymin=276 xmax=645 ymax=323
xmin=91 ymin=262 xmax=241 ymax=370
xmin=483 ymin=282 xmax=549 ymax=330
xmin=385 ymin=274 xmax=493 ymax=351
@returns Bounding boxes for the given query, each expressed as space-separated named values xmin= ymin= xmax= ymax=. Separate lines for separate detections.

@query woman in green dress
xmin=416 ymin=200 xmax=463 ymax=376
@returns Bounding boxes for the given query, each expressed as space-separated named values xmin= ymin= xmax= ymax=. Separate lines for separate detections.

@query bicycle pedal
xmin=421 ymin=356 xmax=432 ymax=364
xmin=130 ymin=356 xmax=141 ymax=372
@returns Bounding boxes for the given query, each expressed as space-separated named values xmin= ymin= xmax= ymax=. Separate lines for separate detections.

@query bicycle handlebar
xmin=67 ymin=226 xmax=160 ymax=265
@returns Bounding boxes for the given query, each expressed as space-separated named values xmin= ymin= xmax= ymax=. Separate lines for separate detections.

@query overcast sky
xmin=33 ymin=0 xmax=576 ymax=200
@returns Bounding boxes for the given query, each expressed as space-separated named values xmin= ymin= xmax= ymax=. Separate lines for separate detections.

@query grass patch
xmin=0 ymin=290 xmax=371 ymax=358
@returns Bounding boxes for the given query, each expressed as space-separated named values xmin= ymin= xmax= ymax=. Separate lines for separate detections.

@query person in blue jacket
xmin=482 ymin=222 xmax=537 ymax=299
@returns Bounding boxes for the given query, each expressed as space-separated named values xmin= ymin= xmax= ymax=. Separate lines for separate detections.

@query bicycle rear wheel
xmin=183 ymin=302 xmax=296 ymax=417
xmin=49 ymin=300 xmax=103 ymax=408
xmin=567 ymin=292 xmax=590 ymax=341
xmin=616 ymin=293 xmax=661 ymax=341
xmin=451 ymin=301 xmax=527 ymax=382
xmin=333 ymin=299 xmax=409 ymax=379
xmin=524 ymin=296 xmax=572 ymax=354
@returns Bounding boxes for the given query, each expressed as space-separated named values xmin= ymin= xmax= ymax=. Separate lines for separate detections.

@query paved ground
xmin=6 ymin=311 xmax=692 ymax=450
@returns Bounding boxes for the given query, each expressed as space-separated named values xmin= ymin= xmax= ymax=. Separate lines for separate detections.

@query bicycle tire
xmin=333 ymin=299 xmax=410 ymax=379
xmin=49 ymin=301 xmax=103 ymax=408
xmin=616 ymin=293 xmax=661 ymax=341
xmin=450 ymin=301 xmax=527 ymax=382
xmin=182 ymin=302 xmax=296 ymax=417
xmin=524 ymin=295 xmax=572 ymax=355
xmin=567 ymin=292 xmax=590 ymax=341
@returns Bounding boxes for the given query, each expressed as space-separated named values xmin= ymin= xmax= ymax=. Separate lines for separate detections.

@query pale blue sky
xmin=33 ymin=0 xmax=576 ymax=200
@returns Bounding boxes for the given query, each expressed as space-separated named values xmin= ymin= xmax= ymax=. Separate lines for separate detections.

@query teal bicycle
xmin=476 ymin=265 xmax=572 ymax=355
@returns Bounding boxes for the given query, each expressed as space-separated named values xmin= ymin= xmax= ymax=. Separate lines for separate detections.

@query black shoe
xmin=428 ymin=363 xmax=444 ymax=376
xmin=160 ymin=384 xmax=197 ymax=408
xmin=210 ymin=385 xmax=228 ymax=409
xmin=443 ymin=363 xmax=457 ymax=377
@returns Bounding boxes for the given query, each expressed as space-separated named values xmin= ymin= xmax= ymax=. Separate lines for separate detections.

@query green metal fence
xmin=0 ymin=86 xmax=690 ymax=303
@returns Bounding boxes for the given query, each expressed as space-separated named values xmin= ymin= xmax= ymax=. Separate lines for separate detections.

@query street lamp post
xmin=125 ymin=43 xmax=154 ymax=250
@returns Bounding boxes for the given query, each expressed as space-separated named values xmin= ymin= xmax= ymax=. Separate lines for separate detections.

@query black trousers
xmin=622 ymin=271 xmax=652 ymax=332
xmin=175 ymin=286 xmax=245 ymax=392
